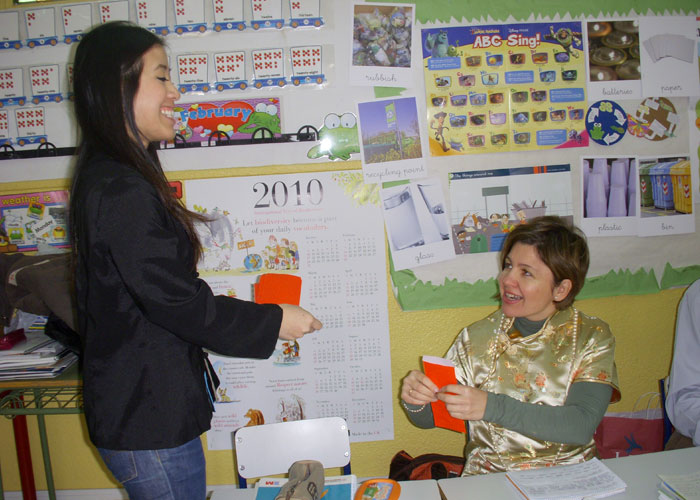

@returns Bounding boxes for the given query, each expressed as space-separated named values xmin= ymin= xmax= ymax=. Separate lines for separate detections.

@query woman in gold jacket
xmin=401 ymin=216 xmax=620 ymax=474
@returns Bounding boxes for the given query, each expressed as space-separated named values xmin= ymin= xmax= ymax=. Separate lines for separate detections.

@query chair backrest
xmin=234 ymin=416 xmax=351 ymax=488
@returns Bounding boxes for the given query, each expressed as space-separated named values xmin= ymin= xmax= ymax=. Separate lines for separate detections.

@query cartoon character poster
xmin=172 ymin=97 xmax=281 ymax=143
xmin=421 ymin=22 xmax=588 ymax=155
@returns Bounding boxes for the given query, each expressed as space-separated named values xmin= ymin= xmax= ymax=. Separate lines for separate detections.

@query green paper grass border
xmin=391 ymin=264 xmax=700 ymax=311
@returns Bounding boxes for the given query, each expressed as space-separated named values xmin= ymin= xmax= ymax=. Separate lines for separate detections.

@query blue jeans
xmin=97 ymin=437 xmax=206 ymax=500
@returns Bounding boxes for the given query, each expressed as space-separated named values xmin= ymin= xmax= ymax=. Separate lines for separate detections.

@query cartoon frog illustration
xmin=237 ymin=102 xmax=281 ymax=135
xmin=307 ymin=113 xmax=360 ymax=161
xmin=589 ymin=123 xmax=604 ymax=141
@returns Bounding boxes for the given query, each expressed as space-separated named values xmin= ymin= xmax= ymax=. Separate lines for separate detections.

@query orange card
xmin=422 ymin=355 xmax=466 ymax=433
xmin=254 ymin=274 xmax=302 ymax=305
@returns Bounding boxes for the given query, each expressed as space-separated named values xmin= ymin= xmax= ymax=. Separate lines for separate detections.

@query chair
xmin=234 ymin=416 xmax=352 ymax=488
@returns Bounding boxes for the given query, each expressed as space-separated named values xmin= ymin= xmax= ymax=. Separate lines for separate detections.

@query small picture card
xmin=288 ymin=0 xmax=323 ymax=28
xmin=350 ymin=2 xmax=415 ymax=87
xmin=381 ymin=177 xmax=455 ymax=271
xmin=25 ymin=8 xmax=58 ymax=46
xmin=250 ymin=0 xmax=284 ymax=29
xmin=586 ymin=19 xmax=642 ymax=101
xmin=357 ymin=96 xmax=425 ymax=184
xmin=580 ymin=156 xmax=639 ymax=237
xmin=29 ymin=65 xmax=62 ymax=104
xmin=173 ymin=0 xmax=207 ymax=31
xmin=289 ymin=45 xmax=324 ymax=85
xmin=0 ymin=68 xmax=25 ymax=102
xmin=251 ymin=48 xmax=286 ymax=87
xmin=639 ymin=16 xmax=700 ymax=97
xmin=136 ymin=0 xmax=169 ymax=34
xmin=638 ymin=155 xmax=694 ymax=237
xmin=61 ymin=4 xmax=92 ymax=42
xmin=214 ymin=51 xmax=247 ymax=89
xmin=15 ymin=107 xmax=46 ymax=139
xmin=0 ymin=110 xmax=10 ymax=143
xmin=99 ymin=1 xmax=130 ymax=24
xmin=212 ymin=0 xmax=245 ymax=31
xmin=0 ymin=11 xmax=22 ymax=49
xmin=177 ymin=54 xmax=210 ymax=93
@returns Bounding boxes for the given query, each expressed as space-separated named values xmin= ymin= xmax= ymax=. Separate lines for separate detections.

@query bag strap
xmin=633 ymin=391 xmax=661 ymax=417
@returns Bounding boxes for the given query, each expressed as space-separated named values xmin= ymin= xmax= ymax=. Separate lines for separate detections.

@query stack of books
xmin=0 ymin=318 xmax=78 ymax=380
xmin=658 ymin=470 xmax=700 ymax=500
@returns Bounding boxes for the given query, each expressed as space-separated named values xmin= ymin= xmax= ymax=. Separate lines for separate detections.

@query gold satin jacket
xmin=446 ymin=307 xmax=620 ymax=475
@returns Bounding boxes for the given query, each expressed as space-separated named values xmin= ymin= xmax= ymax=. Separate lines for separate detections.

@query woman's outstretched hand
xmin=437 ymin=384 xmax=488 ymax=421
xmin=278 ymin=304 xmax=323 ymax=340
xmin=401 ymin=370 xmax=439 ymax=405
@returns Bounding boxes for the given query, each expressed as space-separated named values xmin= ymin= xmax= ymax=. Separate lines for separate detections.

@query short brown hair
xmin=498 ymin=216 xmax=589 ymax=309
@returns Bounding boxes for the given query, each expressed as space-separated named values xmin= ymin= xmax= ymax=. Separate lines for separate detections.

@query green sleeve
xmin=483 ymin=381 xmax=612 ymax=445
xmin=402 ymin=401 xmax=436 ymax=429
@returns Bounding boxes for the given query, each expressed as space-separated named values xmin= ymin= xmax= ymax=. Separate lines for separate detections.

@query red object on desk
xmin=0 ymin=328 xmax=26 ymax=350
xmin=254 ymin=274 xmax=302 ymax=305
xmin=422 ymin=356 xmax=466 ymax=434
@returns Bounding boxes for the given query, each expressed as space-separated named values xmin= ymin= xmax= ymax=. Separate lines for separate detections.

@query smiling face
xmin=132 ymin=45 xmax=180 ymax=146
xmin=498 ymin=242 xmax=571 ymax=321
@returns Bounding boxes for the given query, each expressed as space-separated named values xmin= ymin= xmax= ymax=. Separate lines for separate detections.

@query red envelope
xmin=422 ymin=355 xmax=466 ymax=433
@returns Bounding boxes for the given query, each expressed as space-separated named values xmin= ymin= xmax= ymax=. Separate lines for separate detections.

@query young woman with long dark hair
xmin=70 ymin=21 xmax=322 ymax=499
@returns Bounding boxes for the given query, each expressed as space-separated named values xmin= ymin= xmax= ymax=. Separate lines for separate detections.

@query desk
xmin=209 ymin=479 xmax=441 ymax=500
xmin=0 ymin=363 xmax=82 ymax=500
xmin=437 ymin=447 xmax=700 ymax=499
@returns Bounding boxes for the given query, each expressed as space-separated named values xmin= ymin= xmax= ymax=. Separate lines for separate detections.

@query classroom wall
xmin=1 ymin=0 xmax=698 ymax=493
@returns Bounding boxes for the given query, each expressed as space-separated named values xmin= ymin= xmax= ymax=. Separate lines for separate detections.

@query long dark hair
xmin=70 ymin=21 xmax=204 ymax=266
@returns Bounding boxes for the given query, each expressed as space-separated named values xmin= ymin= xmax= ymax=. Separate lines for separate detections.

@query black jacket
xmin=72 ymin=155 xmax=281 ymax=450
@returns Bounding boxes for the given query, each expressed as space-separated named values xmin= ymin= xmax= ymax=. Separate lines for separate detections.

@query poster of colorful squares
xmin=421 ymin=21 xmax=588 ymax=155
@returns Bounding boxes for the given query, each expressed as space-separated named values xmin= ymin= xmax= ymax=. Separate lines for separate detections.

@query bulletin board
xmin=0 ymin=0 xmax=699 ymax=309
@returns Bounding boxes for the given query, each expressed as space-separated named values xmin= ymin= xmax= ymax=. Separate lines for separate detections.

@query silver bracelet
xmin=401 ymin=400 xmax=428 ymax=413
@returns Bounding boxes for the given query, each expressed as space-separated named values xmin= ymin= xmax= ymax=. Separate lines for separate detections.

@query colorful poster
xmin=184 ymin=171 xmax=393 ymax=448
xmin=172 ymin=97 xmax=281 ymax=143
xmin=421 ymin=22 xmax=588 ymax=155
xmin=0 ymin=191 xmax=69 ymax=252
xmin=448 ymin=165 xmax=573 ymax=254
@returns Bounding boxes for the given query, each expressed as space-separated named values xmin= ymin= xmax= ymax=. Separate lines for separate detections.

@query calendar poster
xmin=184 ymin=170 xmax=394 ymax=449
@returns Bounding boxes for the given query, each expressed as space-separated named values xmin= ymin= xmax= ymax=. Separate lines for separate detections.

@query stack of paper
xmin=0 ymin=326 xmax=78 ymax=380
xmin=658 ymin=470 xmax=700 ymax=500
xmin=505 ymin=458 xmax=626 ymax=499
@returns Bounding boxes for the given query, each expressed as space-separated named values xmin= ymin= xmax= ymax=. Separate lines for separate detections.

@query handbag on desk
xmin=593 ymin=392 xmax=664 ymax=459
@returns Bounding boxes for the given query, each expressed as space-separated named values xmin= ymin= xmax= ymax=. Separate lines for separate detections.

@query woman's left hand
xmin=436 ymin=384 xmax=488 ymax=421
